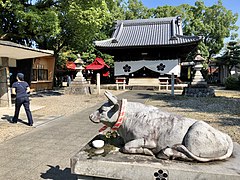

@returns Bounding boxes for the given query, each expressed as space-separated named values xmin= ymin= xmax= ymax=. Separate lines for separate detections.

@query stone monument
xmin=65 ymin=54 xmax=92 ymax=94
xmin=70 ymin=91 xmax=240 ymax=180
xmin=182 ymin=51 xmax=215 ymax=97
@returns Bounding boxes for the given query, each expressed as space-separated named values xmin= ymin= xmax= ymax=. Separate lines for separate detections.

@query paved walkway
xmin=0 ymin=91 xmax=149 ymax=180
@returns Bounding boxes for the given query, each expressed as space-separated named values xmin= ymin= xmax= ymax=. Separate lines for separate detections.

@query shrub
xmin=224 ymin=75 xmax=240 ymax=90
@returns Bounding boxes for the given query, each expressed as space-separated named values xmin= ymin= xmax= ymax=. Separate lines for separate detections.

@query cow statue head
xmin=89 ymin=91 xmax=120 ymax=128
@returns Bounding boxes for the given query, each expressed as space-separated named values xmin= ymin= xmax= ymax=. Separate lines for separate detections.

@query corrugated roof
xmin=95 ymin=16 xmax=200 ymax=48
xmin=0 ymin=40 xmax=54 ymax=59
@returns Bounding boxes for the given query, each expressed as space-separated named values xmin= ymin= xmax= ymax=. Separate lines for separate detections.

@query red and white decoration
xmin=99 ymin=99 xmax=127 ymax=133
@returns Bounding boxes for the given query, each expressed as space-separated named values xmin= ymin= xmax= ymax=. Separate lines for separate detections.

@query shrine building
xmin=94 ymin=16 xmax=201 ymax=83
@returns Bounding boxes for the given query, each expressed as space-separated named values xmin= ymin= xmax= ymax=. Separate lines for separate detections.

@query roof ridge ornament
xmin=170 ymin=19 xmax=177 ymax=40
xmin=112 ymin=22 xmax=123 ymax=43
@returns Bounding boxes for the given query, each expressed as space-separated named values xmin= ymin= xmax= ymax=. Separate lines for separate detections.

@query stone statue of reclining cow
xmin=89 ymin=91 xmax=233 ymax=162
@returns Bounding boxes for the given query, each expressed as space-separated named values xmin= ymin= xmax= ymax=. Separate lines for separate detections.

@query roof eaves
xmin=0 ymin=40 xmax=54 ymax=55
xmin=94 ymin=38 xmax=116 ymax=46
xmin=176 ymin=34 xmax=201 ymax=40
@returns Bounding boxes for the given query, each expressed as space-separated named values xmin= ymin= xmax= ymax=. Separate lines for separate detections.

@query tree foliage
xmin=152 ymin=5 xmax=183 ymax=18
xmin=216 ymin=41 xmax=240 ymax=75
xmin=60 ymin=0 xmax=110 ymax=52
xmin=123 ymin=0 xmax=150 ymax=19
xmin=184 ymin=0 xmax=238 ymax=61
xmin=151 ymin=1 xmax=238 ymax=62
xmin=0 ymin=0 xmax=239 ymax=70
xmin=0 ymin=0 xmax=60 ymax=48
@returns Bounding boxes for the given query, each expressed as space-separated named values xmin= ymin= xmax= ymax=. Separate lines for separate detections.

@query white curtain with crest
xmin=114 ymin=59 xmax=180 ymax=76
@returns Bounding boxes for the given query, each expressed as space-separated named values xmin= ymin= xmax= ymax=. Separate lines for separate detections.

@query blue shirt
xmin=12 ymin=81 xmax=29 ymax=98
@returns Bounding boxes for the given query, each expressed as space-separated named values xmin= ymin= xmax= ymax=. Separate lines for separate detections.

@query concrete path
xmin=0 ymin=91 xmax=149 ymax=180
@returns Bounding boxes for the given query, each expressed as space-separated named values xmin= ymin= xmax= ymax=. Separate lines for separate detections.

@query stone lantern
xmin=73 ymin=54 xmax=86 ymax=84
xmin=182 ymin=50 xmax=215 ymax=97
xmin=65 ymin=54 xmax=92 ymax=94
xmin=191 ymin=50 xmax=207 ymax=87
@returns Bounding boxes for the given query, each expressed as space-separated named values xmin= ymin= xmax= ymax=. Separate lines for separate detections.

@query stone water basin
xmin=85 ymin=134 xmax=125 ymax=158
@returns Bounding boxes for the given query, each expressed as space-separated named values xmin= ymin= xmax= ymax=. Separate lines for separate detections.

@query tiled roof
xmin=95 ymin=16 xmax=200 ymax=48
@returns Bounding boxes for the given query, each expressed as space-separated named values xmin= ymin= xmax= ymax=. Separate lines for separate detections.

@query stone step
xmin=128 ymin=78 xmax=160 ymax=86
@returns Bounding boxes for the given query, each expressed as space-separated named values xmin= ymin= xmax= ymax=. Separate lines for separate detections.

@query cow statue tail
xmin=175 ymin=135 xmax=234 ymax=162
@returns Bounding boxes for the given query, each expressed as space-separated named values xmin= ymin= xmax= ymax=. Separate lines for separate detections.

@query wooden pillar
xmin=171 ymin=73 xmax=175 ymax=96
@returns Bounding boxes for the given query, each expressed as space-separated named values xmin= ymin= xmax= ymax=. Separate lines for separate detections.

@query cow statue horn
xmin=104 ymin=91 xmax=118 ymax=105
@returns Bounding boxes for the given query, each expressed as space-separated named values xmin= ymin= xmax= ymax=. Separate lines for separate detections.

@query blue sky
xmin=141 ymin=0 xmax=240 ymax=37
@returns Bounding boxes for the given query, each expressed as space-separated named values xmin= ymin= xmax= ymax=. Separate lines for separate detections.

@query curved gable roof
xmin=95 ymin=16 xmax=200 ymax=48
xmin=85 ymin=57 xmax=110 ymax=70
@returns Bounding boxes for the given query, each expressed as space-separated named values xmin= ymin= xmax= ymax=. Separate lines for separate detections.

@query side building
xmin=0 ymin=40 xmax=55 ymax=107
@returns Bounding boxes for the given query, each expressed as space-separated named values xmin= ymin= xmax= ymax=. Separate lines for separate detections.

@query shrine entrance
xmin=129 ymin=67 xmax=160 ymax=78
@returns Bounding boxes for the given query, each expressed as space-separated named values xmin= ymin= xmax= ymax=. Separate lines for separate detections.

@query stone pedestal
xmin=70 ymin=137 xmax=240 ymax=180
xmin=183 ymin=86 xmax=215 ymax=97
xmin=65 ymin=84 xmax=93 ymax=95
xmin=64 ymin=78 xmax=93 ymax=95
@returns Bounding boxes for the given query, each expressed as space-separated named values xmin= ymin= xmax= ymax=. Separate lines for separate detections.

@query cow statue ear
xmin=104 ymin=90 xmax=118 ymax=105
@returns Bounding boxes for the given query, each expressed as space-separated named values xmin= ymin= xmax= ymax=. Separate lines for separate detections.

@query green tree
xmin=57 ymin=49 xmax=77 ymax=70
xmin=152 ymin=5 xmax=183 ymax=18
xmin=94 ymin=0 xmax=125 ymax=41
xmin=150 ymin=1 xmax=238 ymax=62
xmin=184 ymin=0 xmax=238 ymax=61
xmin=1 ymin=0 xmax=239 ymax=72
xmin=0 ymin=0 xmax=60 ymax=48
xmin=216 ymin=41 xmax=240 ymax=76
xmin=123 ymin=0 xmax=150 ymax=20
xmin=59 ymin=0 xmax=110 ymax=52
xmin=0 ymin=0 xmax=111 ymax=52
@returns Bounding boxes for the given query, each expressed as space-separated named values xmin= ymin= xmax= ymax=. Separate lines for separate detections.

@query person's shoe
xmin=10 ymin=120 xmax=17 ymax=124
xmin=28 ymin=123 xmax=33 ymax=126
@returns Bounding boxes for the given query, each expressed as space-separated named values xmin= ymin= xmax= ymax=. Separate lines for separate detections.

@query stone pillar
xmin=0 ymin=57 xmax=12 ymax=107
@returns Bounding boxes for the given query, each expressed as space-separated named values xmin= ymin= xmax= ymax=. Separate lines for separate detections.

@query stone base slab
xmin=70 ymin=138 xmax=240 ymax=180
xmin=182 ymin=87 xmax=215 ymax=97
xmin=64 ymin=84 xmax=94 ymax=95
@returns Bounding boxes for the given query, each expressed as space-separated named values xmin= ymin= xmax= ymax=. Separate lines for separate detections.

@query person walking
xmin=11 ymin=73 xmax=33 ymax=126
xmin=67 ymin=75 xmax=71 ymax=86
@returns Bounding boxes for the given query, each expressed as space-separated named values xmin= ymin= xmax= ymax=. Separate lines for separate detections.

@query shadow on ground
xmin=1 ymin=115 xmax=12 ymax=122
xmin=1 ymin=115 xmax=31 ymax=125
xmin=40 ymin=165 xmax=77 ymax=180
xmin=216 ymin=117 xmax=240 ymax=127
xmin=117 ymin=90 xmax=152 ymax=100
xmin=31 ymin=90 xmax=64 ymax=98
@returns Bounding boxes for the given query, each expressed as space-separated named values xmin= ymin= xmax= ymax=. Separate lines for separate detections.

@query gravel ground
xmin=145 ymin=90 xmax=240 ymax=143
xmin=0 ymin=89 xmax=239 ymax=144
xmin=0 ymin=89 xmax=123 ymax=143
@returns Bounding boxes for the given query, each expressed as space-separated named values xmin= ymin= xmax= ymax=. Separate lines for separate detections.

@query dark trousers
xmin=13 ymin=96 xmax=33 ymax=125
